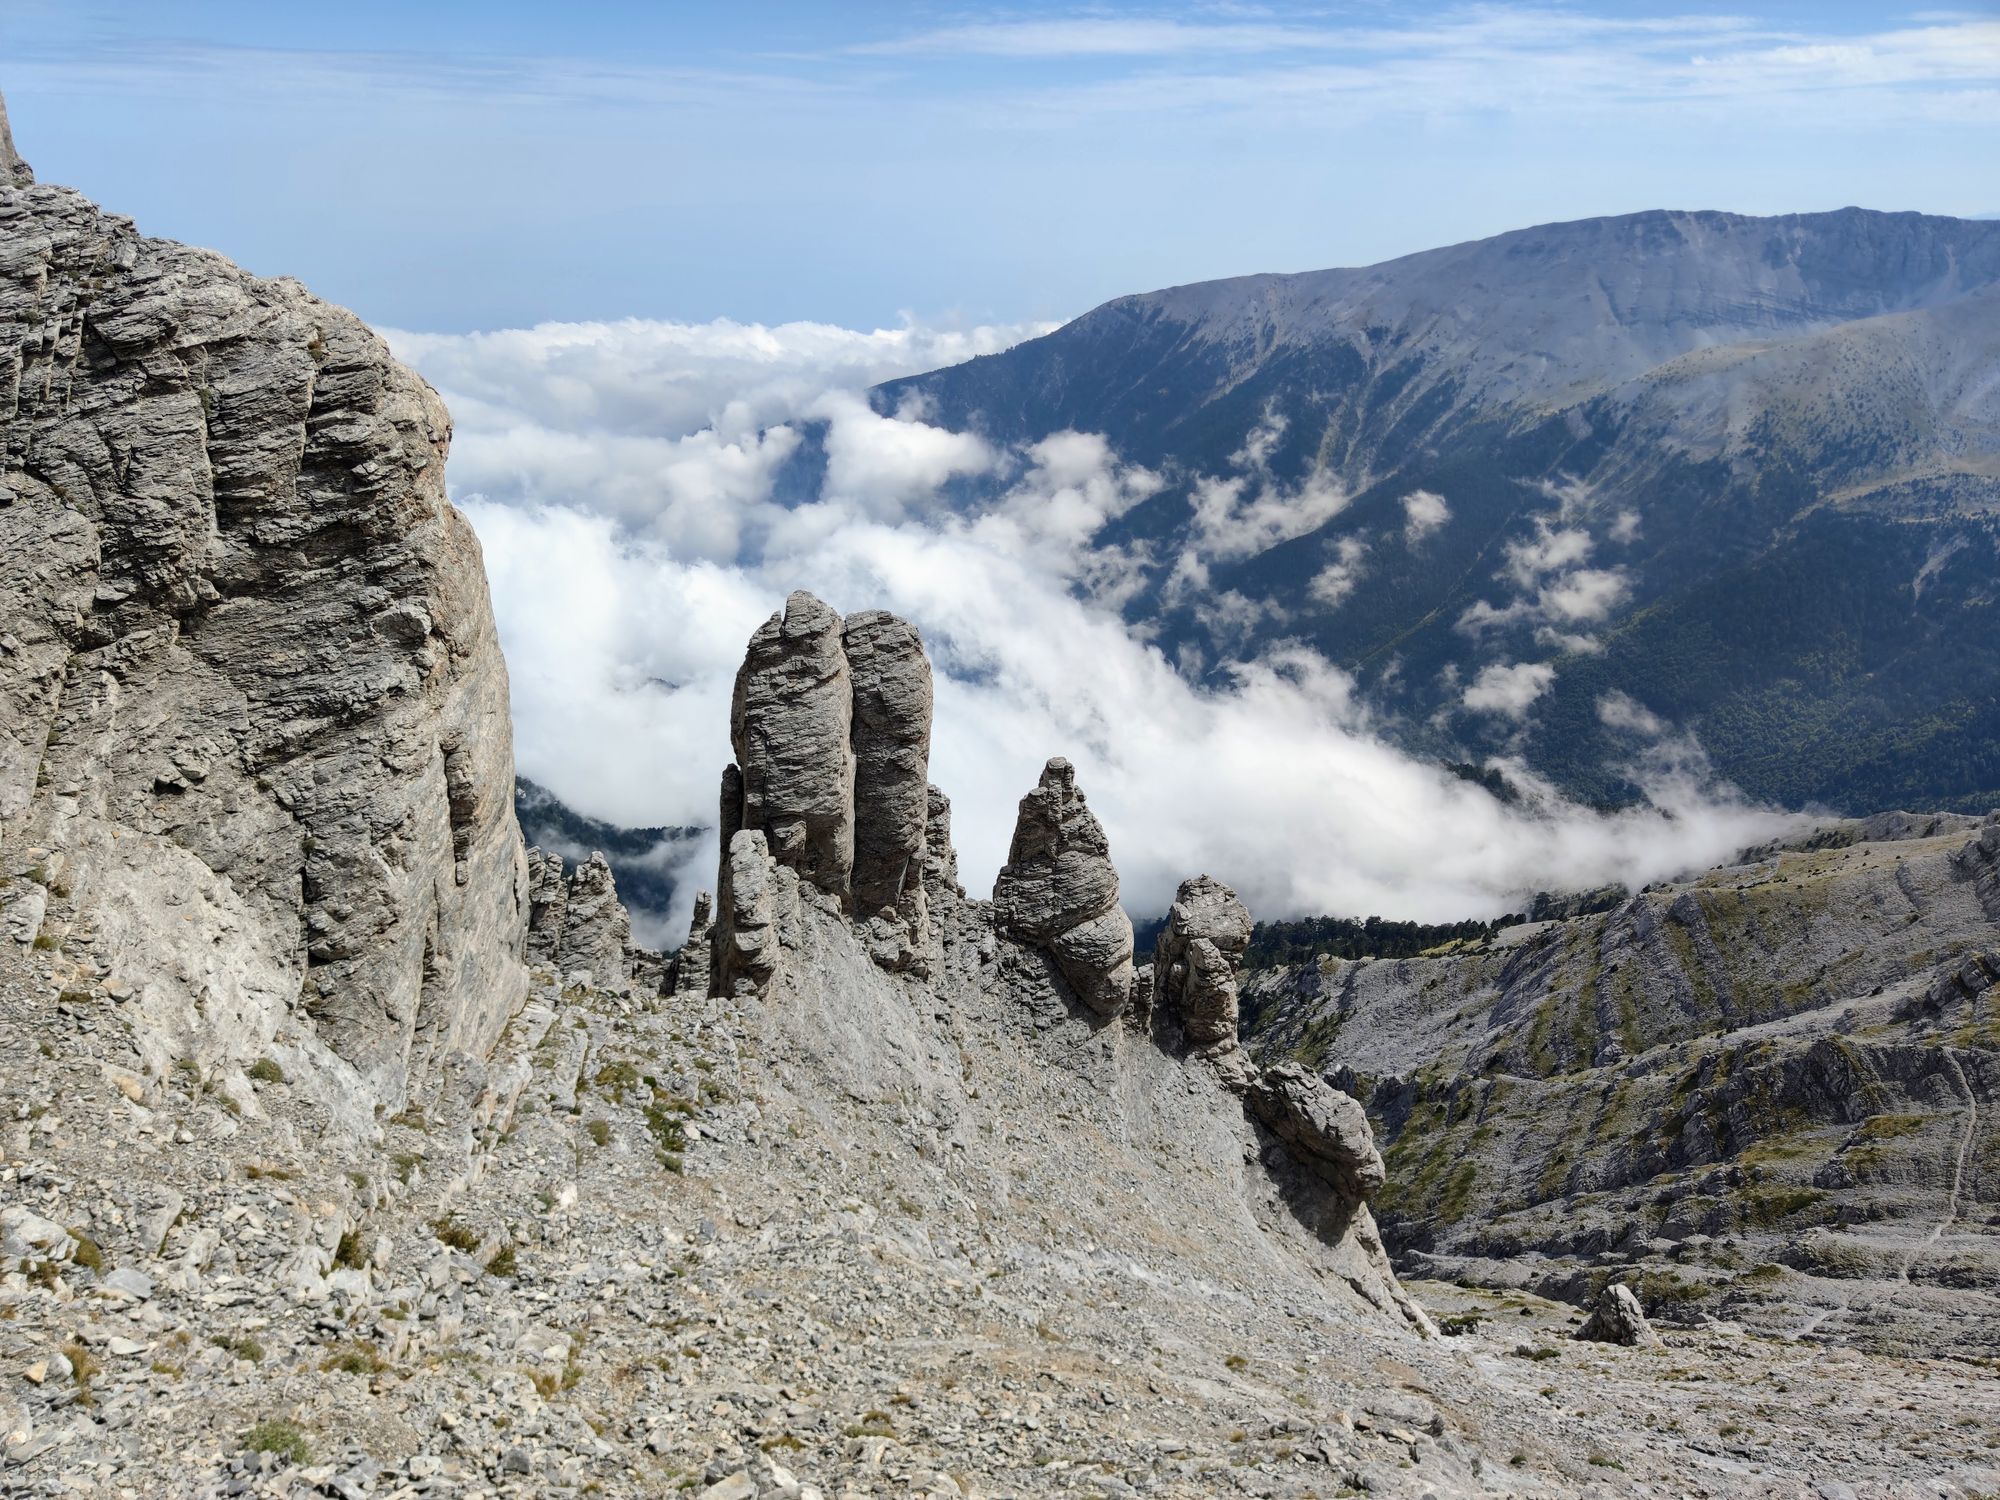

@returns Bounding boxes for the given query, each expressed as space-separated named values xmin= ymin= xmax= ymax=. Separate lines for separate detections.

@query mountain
xmin=514 ymin=776 xmax=700 ymax=946
xmin=879 ymin=209 xmax=2000 ymax=816
xmin=1242 ymin=810 xmax=2000 ymax=1359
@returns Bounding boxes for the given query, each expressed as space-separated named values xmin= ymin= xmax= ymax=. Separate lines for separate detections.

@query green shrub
xmin=242 ymin=1419 xmax=311 ymax=1465
xmin=247 ymin=1057 xmax=285 ymax=1084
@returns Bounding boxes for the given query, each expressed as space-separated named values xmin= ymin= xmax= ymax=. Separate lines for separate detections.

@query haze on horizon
xmin=3 ymin=0 xmax=1996 ymax=334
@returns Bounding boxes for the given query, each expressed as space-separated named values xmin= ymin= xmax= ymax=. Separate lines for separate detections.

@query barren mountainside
xmin=4 ymin=92 xmax=2000 ymax=1500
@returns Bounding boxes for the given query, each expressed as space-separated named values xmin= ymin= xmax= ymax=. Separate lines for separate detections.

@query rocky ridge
xmin=4 ymin=101 xmax=1999 ymax=1500
xmin=1242 ymin=811 xmax=2000 ymax=1359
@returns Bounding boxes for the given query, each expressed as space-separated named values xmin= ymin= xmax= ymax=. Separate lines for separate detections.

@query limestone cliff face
xmin=0 ymin=112 xmax=526 ymax=1103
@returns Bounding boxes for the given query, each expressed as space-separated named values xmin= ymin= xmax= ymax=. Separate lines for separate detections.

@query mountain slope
xmin=878 ymin=209 xmax=2000 ymax=816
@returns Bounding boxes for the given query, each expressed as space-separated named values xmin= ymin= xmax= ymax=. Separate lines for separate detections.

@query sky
xmin=4 ymin=2 xmax=1997 ymax=331
xmin=5 ymin=2 xmax=1983 ymax=935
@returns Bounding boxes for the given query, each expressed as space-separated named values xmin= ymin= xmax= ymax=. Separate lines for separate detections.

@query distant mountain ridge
xmin=878 ymin=207 xmax=2000 ymax=816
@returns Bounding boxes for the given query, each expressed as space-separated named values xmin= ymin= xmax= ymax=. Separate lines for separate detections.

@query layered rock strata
xmin=992 ymin=758 xmax=1137 ymax=1017
xmin=0 ymin=111 xmax=526 ymax=1100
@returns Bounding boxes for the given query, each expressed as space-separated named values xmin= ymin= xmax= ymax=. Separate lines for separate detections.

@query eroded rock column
xmin=1154 ymin=874 xmax=1253 ymax=1052
xmin=992 ymin=758 xmax=1136 ymax=1017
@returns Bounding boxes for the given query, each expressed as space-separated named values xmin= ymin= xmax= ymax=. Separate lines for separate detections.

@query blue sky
xmin=3 ymin=1 xmax=1996 ymax=332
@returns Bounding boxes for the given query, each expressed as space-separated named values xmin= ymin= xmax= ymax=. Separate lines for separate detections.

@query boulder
xmin=558 ymin=851 xmax=634 ymax=992
xmin=1576 ymin=1282 xmax=1664 ymax=1348
xmin=992 ymin=758 xmax=1135 ymax=1016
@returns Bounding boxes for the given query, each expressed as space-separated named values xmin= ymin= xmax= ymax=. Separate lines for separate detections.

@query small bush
xmin=485 ymin=1244 xmax=518 ymax=1278
xmin=332 ymin=1230 xmax=369 ymax=1270
xmin=1223 ymin=1354 xmax=1248 ymax=1371
xmin=247 ymin=1057 xmax=285 ymax=1084
xmin=214 ymin=1334 xmax=265 ymax=1363
xmin=242 ymin=1419 xmax=311 ymax=1465
xmin=585 ymin=1120 xmax=612 ymax=1147
xmin=433 ymin=1217 xmax=480 ymax=1253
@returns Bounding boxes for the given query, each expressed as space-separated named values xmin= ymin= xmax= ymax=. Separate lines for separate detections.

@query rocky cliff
xmin=1242 ymin=812 xmax=2000 ymax=1357
xmin=0 ymin=105 xmax=527 ymax=1110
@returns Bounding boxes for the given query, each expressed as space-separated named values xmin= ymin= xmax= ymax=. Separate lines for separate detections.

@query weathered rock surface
xmin=556 ymin=852 xmax=635 ymax=993
xmin=524 ymin=848 xmax=569 ymax=968
xmin=0 ymin=108 xmax=526 ymax=1104
xmin=1155 ymin=873 xmax=1253 ymax=1048
xmin=713 ymin=830 xmax=793 ymax=1000
xmin=1250 ymin=1061 xmax=1388 ymax=1203
xmin=0 ymin=92 xmax=29 ymax=188
xmin=842 ymin=609 xmax=931 ymax=926
xmin=1577 ymin=1282 xmax=1664 ymax=1349
xmin=991 ymin=758 xmax=1135 ymax=1017
xmin=728 ymin=592 xmax=855 ymax=902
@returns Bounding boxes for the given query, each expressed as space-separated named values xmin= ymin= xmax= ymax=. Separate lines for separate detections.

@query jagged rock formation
xmin=720 ymin=591 xmax=935 ymax=972
xmin=714 ymin=830 xmax=794 ymax=1000
xmin=1154 ymin=873 xmax=1253 ymax=1049
xmin=1250 ymin=1062 xmax=1387 ymax=1204
xmin=665 ymin=890 xmax=713 ymax=998
xmin=555 ymin=853 xmax=634 ymax=993
xmin=1577 ymin=1282 xmax=1663 ymax=1349
xmin=524 ymin=849 xmax=569 ymax=968
xmin=991 ymin=758 xmax=1136 ymax=1017
xmin=1242 ymin=810 xmax=2000 ymax=1356
xmin=0 ymin=102 xmax=525 ymax=1104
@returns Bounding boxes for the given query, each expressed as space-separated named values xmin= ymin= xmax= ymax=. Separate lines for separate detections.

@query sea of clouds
xmin=390 ymin=315 xmax=1803 ymax=943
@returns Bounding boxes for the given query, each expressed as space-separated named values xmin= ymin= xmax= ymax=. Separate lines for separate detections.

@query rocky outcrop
xmin=524 ymin=849 xmax=569 ymax=968
xmin=667 ymin=890 xmax=714 ymax=998
xmin=714 ymin=830 xmax=793 ymax=1000
xmin=1250 ymin=1062 xmax=1388 ymax=1204
xmin=992 ymin=759 xmax=1136 ymax=1017
xmin=557 ymin=852 xmax=633 ymax=993
xmin=729 ymin=592 xmax=856 ymax=902
xmin=0 ymin=106 xmax=526 ymax=1101
xmin=1154 ymin=874 xmax=1252 ymax=1050
xmin=719 ymin=591 xmax=937 ymax=972
xmin=1576 ymin=1283 xmax=1663 ymax=1349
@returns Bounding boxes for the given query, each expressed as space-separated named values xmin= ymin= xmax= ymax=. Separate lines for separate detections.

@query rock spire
xmin=992 ymin=758 xmax=1136 ymax=1017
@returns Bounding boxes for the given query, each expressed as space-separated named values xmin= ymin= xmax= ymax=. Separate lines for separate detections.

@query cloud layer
xmin=401 ymin=315 xmax=1802 ymax=941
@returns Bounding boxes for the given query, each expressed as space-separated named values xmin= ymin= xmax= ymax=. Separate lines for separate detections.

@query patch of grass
xmin=1224 ymin=1354 xmax=1249 ymax=1371
xmin=585 ymin=1119 xmax=612 ymax=1147
xmin=213 ymin=1335 xmax=265 ymax=1363
xmin=592 ymin=1060 xmax=642 ymax=1102
xmin=1856 ymin=1113 xmax=1926 ymax=1141
xmin=433 ymin=1217 xmax=480 ymax=1253
xmin=843 ymin=1411 xmax=897 ymax=1440
xmin=319 ymin=1341 xmax=390 ymax=1376
xmin=332 ymin=1230 xmax=369 ymax=1270
xmin=1437 ymin=1312 xmax=1483 ymax=1336
xmin=68 ymin=1230 xmax=104 ymax=1275
xmin=242 ymin=1419 xmax=311 ymax=1466
xmin=645 ymin=1102 xmax=690 ymax=1152
xmin=63 ymin=1342 xmax=100 ymax=1405
xmin=247 ymin=1057 xmax=285 ymax=1084
xmin=485 ymin=1244 xmax=518 ymax=1278
xmin=1511 ymin=1346 xmax=1561 ymax=1362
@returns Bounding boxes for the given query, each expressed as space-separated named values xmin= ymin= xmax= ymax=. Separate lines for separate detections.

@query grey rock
xmin=0 ymin=143 xmax=527 ymax=1101
xmin=843 ymin=609 xmax=932 ymax=923
xmin=668 ymin=890 xmax=714 ymax=998
xmin=729 ymin=591 xmax=855 ymax=903
xmin=0 ymin=1206 xmax=74 ymax=1261
xmin=558 ymin=852 xmax=633 ymax=993
xmin=1153 ymin=874 xmax=1253 ymax=1048
xmin=0 ymin=92 xmax=29 ymax=189
xmin=992 ymin=758 xmax=1135 ymax=1016
xmin=715 ymin=830 xmax=789 ymax=1000
xmin=1575 ymin=1282 xmax=1663 ymax=1349
xmin=524 ymin=849 xmax=569 ymax=968
xmin=1249 ymin=1062 xmax=1387 ymax=1203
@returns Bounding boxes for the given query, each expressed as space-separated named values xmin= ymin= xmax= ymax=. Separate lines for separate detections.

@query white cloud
xmin=1598 ymin=691 xmax=1668 ymax=737
xmin=406 ymin=317 xmax=1800 ymax=941
xmin=1310 ymin=536 xmax=1370 ymax=607
xmin=1401 ymin=489 xmax=1451 ymax=546
xmin=1459 ymin=515 xmax=1633 ymax=636
xmin=1462 ymin=661 xmax=1558 ymax=719
xmin=1609 ymin=509 xmax=1643 ymax=544
xmin=1184 ymin=410 xmax=1351 ymax=564
xmin=1504 ymin=521 xmax=1595 ymax=587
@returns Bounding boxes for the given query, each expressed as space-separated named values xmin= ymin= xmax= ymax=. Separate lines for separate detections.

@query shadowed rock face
xmin=993 ymin=758 xmax=1136 ymax=1017
xmin=729 ymin=592 xmax=856 ymax=902
xmin=0 ymin=108 xmax=526 ymax=1100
